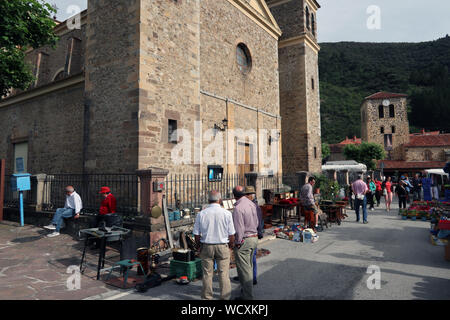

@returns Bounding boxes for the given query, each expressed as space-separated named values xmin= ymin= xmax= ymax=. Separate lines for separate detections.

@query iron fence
xmin=42 ymin=174 xmax=139 ymax=215
xmin=164 ymin=173 xmax=246 ymax=210
xmin=260 ymin=174 xmax=300 ymax=193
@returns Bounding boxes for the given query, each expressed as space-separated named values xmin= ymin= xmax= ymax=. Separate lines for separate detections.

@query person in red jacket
xmin=99 ymin=186 xmax=117 ymax=215
xmin=91 ymin=187 xmax=117 ymax=249
xmin=374 ymin=179 xmax=382 ymax=207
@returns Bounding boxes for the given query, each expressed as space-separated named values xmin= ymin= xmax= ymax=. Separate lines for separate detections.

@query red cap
xmin=99 ymin=186 xmax=111 ymax=194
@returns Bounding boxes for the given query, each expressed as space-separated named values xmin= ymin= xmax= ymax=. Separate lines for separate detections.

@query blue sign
xmin=16 ymin=157 xmax=24 ymax=173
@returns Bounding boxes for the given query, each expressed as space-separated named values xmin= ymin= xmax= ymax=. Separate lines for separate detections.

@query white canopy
xmin=322 ymin=163 xmax=367 ymax=172
xmin=424 ymin=169 xmax=449 ymax=177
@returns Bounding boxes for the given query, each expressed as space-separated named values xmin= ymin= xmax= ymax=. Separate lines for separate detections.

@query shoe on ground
xmin=47 ymin=231 xmax=60 ymax=238
xmin=371 ymin=208 xmax=374 ymax=211
xmin=363 ymin=221 xmax=369 ymax=224
xmin=356 ymin=220 xmax=360 ymax=223
xmin=253 ymin=279 xmax=257 ymax=285
xmin=44 ymin=224 xmax=56 ymax=230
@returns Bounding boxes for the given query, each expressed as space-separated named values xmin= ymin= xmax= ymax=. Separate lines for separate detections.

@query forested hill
xmin=318 ymin=35 xmax=450 ymax=144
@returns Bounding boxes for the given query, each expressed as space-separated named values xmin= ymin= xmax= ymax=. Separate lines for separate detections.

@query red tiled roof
xmin=339 ymin=136 xmax=362 ymax=145
xmin=330 ymin=136 xmax=361 ymax=153
xmin=404 ymin=134 xmax=450 ymax=147
xmin=365 ymin=92 xmax=408 ymax=100
xmin=377 ymin=160 xmax=446 ymax=170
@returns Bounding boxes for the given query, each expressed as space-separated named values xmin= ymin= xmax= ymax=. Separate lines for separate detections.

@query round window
xmin=236 ymin=43 xmax=252 ymax=74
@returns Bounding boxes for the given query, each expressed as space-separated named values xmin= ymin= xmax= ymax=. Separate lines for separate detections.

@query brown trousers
xmin=199 ymin=243 xmax=231 ymax=300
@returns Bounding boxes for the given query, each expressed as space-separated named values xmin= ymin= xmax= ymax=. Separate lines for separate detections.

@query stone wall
xmin=83 ymin=0 xmax=141 ymax=173
xmin=0 ymin=83 xmax=85 ymax=174
xmin=361 ymin=97 xmax=410 ymax=160
xmin=404 ymin=146 xmax=447 ymax=162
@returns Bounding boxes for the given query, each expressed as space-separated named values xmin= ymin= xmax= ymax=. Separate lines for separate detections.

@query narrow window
xmin=380 ymin=126 xmax=384 ymax=134
xmin=305 ymin=6 xmax=310 ymax=30
xmin=311 ymin=14 xmax=316 ymax=36
xmin=168 ymin=119 xmax=177 ymax=143
xmin=391 ymin=126 xmax=396 ymax=133
xmin=389 ymin=105 xmax=395 ymax=118
xmin=314 ymin=147 xmax=317 ymax=159
xmin=378 ymin=105 xmax=384 ymax=118
xmin=311 ymin=77 xmax=315 ymax=90
xmin=424 ymin=150 xmax=432 ymax=161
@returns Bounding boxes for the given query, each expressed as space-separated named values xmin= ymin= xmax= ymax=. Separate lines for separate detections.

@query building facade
xmin=268 ymin=0 xmax=323 ymax=174
xmin=1 ymin=0 xmax=322 ymax=178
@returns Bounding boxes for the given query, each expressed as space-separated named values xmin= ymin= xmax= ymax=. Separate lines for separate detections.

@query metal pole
xmin=19 ymin=190 xmax=24 ymax=227
xmin=0 ymin=159 xmax=5 ymax=222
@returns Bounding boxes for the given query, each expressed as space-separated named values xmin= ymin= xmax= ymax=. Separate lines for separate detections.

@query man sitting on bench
xmin=44 ymin=185 xmax=82 ymax=237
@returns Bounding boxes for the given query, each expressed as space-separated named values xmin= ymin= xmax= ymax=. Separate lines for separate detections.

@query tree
xmin=343 ymin=142 xmax=385 ymax=171
xmin=0 ymin=0 xmax=58 ymax=97
xmin=322 ymin=142 xmax=330 ymax=160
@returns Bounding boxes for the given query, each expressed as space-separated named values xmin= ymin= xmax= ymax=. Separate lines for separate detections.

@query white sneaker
xmin=44 ymin=224 xmax=56 ymax=230
xmin=371 ymin=208 xmax=374 ymax=211
xmin=47 ymin=232 xmax=60 ymax=238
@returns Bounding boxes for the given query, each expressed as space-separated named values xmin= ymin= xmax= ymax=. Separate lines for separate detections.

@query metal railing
xmin=164 ymin=173 xmax=246 ymax=210
xmin=42 ymin=174 xmax=139 ymax=215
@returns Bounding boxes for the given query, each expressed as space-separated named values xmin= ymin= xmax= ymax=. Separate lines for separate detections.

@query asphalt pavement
xmin=91 ymin=203 xmax=450 ymax=300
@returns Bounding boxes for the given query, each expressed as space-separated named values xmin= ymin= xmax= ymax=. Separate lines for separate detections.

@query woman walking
xmin=374 ymin=178 xmax=382 ymax=207
xmin=383 ymin=176 xmax=393 ymax=212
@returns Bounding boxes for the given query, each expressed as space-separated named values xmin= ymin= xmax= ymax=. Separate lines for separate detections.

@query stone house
xmin=0 ymin=0 xmax=322 ymax=179
xmin=361 ymin=92 xmax=449 ymax=175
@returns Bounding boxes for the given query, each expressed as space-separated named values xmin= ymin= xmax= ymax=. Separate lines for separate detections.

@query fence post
xmin=136 ymin=167 xmax=169 ymax=246
xmin=32 ymin=174 xmax=47 ymax=212
xmin=0 ymin=159 xmax=5 ymax=221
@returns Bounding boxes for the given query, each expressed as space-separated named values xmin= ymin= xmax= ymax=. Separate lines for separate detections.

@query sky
xmin=50 ymin=0 xmax=450 ymax=43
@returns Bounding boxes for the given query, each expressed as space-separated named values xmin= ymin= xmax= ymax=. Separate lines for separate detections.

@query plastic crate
xmin=169 ymin=258 xmax=202 ymax=281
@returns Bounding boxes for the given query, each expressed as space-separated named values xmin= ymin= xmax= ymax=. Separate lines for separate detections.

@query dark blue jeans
xmin=354 ymin=197 xmax=368 ymax=222
xmin=52 ymin=208 xmax=75 ymax=232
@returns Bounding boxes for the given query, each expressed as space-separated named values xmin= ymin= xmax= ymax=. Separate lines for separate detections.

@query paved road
xmin=92 ymin=203 xmax=450 ymax=300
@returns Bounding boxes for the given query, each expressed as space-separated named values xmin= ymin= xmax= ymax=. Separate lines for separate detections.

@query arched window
xmin=305 ymin=6 xmax=310 ymax=30
xmin=378 ymin=105 xmax=384 ymax=118
xmin=424 ymin=150 xmax=432 ymax=161
xmin=52 ymin=69 xmax=66 ymax=82
xmin=389 ymin=104 xmax=395 ymax=118
xmin=311 ymin=14 xmax=316 ymax=36
xmin=236 ymin=43 xmax=252 ymax=74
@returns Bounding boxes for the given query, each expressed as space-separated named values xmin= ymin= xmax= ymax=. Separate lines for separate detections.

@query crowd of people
xmin=350 ymin=172 xmax=443 ymax=219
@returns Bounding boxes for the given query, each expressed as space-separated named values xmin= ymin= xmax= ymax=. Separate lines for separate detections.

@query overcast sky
xmin=51 ymin=0 xmax=449 ymax=43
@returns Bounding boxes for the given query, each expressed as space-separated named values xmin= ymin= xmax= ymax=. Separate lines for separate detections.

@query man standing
xmin=374 ymin=178 xmax=382 ymax=207
xmin=300 ymin=177 xmax=319 ymax=230
xmin=44 ymin=186 xmax=82 ymax=237
xmin=366 ymin=176 xmax=376 ymax=211
xmin=411 ymin=173 xmax=422 ymax=201
xmin=352 ymin=175 xmax=369 ymax=224
xmin=232 ymin=186 xmax=263 ymax=285
xmin=232 ymin=185 xmax=259 ymax=300
xmin=193 ymin=191 xmax=235 ymax=300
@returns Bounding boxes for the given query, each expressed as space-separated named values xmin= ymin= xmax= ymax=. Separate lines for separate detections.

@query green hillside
xmin=318 ymin=35 xmax=450 ymax=144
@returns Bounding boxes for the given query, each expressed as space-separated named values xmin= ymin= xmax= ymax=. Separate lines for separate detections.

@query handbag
xmin=356 ymin=194 xmax=365 ymax=200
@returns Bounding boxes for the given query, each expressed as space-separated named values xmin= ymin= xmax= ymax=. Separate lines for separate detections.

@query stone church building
xmin=0 ymin=0 xmax=322 ymax=178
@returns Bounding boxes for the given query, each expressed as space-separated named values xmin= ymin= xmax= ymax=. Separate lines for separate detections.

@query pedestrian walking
xmin=374 ymin=178 xmax=382 ymax=207
xmin=351 ymin=175 xmax=369 ymax=224
xmin=193 ymin=191 xmax=235 ymax=300
xmin=396 ymin=180 xmax=408 ymax=210
xmin=411 ymin=173 xmax=422 ymax=201
xmin=383 ymin=176 xmax=393 ymax=212
xmin=366 ymin=176 xmax=376 ymax=211
xmin=232 ymin=185 xmax=259 ymax=300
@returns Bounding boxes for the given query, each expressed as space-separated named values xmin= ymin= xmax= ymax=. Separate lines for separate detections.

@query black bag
xmin=135 ymin=272 xmax=162 ymax=293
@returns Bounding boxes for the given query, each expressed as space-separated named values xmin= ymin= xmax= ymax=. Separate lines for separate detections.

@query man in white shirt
xmin=44 ymin=186 xmax=83 ymax=237
xmin=194 ymin=190 xmax=235 ymax=300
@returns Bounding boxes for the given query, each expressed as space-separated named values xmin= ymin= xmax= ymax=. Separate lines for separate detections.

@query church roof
xmin=364 ymin=92 xmax=408 ymax=100
xmin=377 ymin=160 xmax=446 ymax=170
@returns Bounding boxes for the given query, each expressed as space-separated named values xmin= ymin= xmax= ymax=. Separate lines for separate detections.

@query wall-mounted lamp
xmin=268 ymin=132 xmax=281 ymax=145
xmin=214 ymin=118 xmax=228 ymax=132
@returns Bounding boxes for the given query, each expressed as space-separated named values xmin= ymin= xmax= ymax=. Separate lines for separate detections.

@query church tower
xmin=268 ymin=0 xmax=322 ymax=174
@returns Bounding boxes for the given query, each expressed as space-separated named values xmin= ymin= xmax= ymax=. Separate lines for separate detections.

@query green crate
xmin=169 ymin=258 xmax=202 ymax=281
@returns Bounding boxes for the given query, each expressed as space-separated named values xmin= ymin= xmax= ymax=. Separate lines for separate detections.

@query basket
xmin=172 ymin=250 xmax=196 ymax=262
xmin=169 ymin=258 xmax=202 ymax=281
